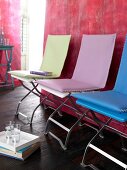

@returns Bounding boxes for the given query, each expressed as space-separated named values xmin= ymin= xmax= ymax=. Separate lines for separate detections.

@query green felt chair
xmin=9 ymin=35 xmax=71 ymax=123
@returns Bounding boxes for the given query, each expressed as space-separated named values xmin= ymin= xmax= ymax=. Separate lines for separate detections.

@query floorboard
xmin=0 ymin=84 xmax=126 ymax=170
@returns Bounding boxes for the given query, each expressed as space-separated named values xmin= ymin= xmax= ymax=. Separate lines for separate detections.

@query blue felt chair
xmin=72 ymin=36 xmax=127 ymax=170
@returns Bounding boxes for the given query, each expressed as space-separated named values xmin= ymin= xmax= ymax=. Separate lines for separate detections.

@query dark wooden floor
xmin=0 ymin=84 xmax=127 ymax=170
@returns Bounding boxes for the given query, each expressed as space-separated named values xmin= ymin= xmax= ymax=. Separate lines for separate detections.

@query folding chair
xmin=72 ymin=36 xmax=127 ymax=169
xmin=8 ymin=35 xmax=71 ymax=123
xmin=36 ymin=34 xmax=116 ymax=150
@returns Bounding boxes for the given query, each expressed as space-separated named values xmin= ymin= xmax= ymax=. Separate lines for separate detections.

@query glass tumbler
xmin=11 ymin=124 xmax=21 ymax=144
xmin=5 ymin=121 xmax=14 ymax=140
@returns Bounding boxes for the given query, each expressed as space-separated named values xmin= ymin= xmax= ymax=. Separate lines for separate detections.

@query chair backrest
xmin=72 ymin=34 xmax=116 ymax=88
xmin=114 ymin=36 xmax=127 ymax=94
xmin=40 ymin=35 xmax=71 ymax=77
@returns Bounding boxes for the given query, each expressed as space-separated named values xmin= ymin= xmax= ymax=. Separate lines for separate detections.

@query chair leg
xmin=30 ymin=103 xmax=42 ymax=125
xmin=69 ymin=98 xmax=99 ymax=132
xmin=44 ymin=95 xmax=101 ymax=150
xmin=64 ymin=110 xmax=89 ymax=148
xmin=15 ymin=81 xmax=39 ymax=123
xmin=45 ymin=96 xmax=94 ymax=149
xmin=16 ymin=86 xmax=35 ymax=116
xmin=45 ymin=109 xmax=91 ymax=150
xmin=45 ymin=97 xmax=70 ymax=135
xmin=120 ymin=136 xmax=127 ymax=152
xmin=81 ymin=163 xmax=100 ymax=170
xmin=81 ymin=118 xmax=112 ymax=168
xmin=42 ymin=94 xmax=64 ymax=118
xmin=29 ymin=92 xmax=66 ymax=125
xmin=44 ymin=97 xmax=78 ymax=149
xmin=30 ymin=93 xmax=51 ymax=125
xmin=81 ymin=118 xmax=127 ymax=169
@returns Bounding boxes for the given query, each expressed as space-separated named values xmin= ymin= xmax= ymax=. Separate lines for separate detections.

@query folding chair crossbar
xmin=22 ymin=81 xmax=40 ymax=97
xmin=81 ymin=116 xmax=127 ymax=170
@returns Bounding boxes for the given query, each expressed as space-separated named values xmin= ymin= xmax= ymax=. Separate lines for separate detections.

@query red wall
xmin=0 ymin=0 xmax=21 ymax=85
xmin=43 ymin=0 xmax=127 ymax=133
xmin=44 ymin=0 xmax=127 ymax=89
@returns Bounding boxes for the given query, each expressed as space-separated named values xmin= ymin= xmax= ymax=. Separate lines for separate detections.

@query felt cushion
xmin=76 ymin=98 xmax=127 ymax=122
xmin=37 ymin=79 xmax=100 ymax=92
xmin=72 ymin=91 xmax=127 ymax=113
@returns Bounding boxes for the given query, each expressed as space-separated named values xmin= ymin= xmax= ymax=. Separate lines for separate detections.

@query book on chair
xmin=30 ymin=70 xmax=52 ymax=76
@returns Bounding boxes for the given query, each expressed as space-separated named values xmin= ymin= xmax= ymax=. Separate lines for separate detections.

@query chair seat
xmin=9 ymin=70 xmax=57 ymax=79
xmin=72 ymin=90 xmax=127 ymax=122
xmin=37 ymin=79 xmax=100 ymax=92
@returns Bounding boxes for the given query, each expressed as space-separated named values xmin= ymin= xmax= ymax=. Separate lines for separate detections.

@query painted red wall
xmin=43 ymin=0 xmax=127 ymax=133
xmin=0 ymin=0 xmax=21 ymax=85
xmin=44 ymin=0 xmax=127 ymax=89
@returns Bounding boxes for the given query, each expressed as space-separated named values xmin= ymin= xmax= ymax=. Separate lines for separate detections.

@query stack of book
xmin=0 ymin=131 xmax=40 ymax=160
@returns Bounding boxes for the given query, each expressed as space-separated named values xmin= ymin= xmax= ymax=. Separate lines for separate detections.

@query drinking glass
xmin=11 ymin=124 xmax=21 ymax=143
xmin=5 ymin=121 xmax=14 ymax=140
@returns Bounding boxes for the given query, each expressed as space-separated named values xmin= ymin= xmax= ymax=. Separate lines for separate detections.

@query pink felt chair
xmin=35 ymin=34 xmax=116 ymax=150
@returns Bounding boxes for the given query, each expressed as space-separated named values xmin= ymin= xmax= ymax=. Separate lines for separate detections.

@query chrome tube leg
xmin=15 ymin=86 xmax=35 ymax=115
xmin=16 ymin=102 xmax=21 ymax=116
xmin=69 ymin=98 xmax=100 ymax=132
xmin=81 ymin=143 xmax=92 ymax=167
xmin=16 ymin=81 xmax=39 ymax=116
xmin=81 ymin=118 xmax=112 ymax=168
xmin=69 ymin=97 xmax=84 ymax=119
xmin=120 ymin=136 xmax=127 ymax=152
xmin=30 ymin=93 xmax=51 ymax=125
xmin=52 ymin=95 xmax=64 ymax=116
xmin=44 ymin=97 xmax=70 ymax=134
xmin=64 ymin=110 xmax=89 ymax=148
xmin=45 ymin=104 xmax=88 ymax=149
xmin=44 ymin=119 xmax=51 ymax=135
xmin=30 ymin=103 xmax=42 ymax=125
